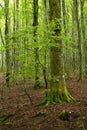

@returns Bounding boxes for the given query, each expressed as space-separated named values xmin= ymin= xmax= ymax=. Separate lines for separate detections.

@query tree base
xmin=33 ymin=81 xmax=42 ymax=89
xmin=35 ymin=91 xmax=74 ymax=107
xmin=45 ymin=88 xmax=75 ymax=105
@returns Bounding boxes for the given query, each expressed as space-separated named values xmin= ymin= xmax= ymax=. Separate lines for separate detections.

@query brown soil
xmin=0 ymin=74 xmax=87 ymax=130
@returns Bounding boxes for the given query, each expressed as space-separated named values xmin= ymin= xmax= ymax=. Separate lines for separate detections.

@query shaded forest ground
xmin=0 ymin=74 xmax=87 ymax=130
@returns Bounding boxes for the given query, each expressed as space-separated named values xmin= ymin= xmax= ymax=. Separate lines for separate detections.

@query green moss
xmin=59 ymin=110 xmax=69 ymax=120
xmin=59 ymin=110 xmax=67 ymax=118
xmin=45 ymin=86 xmax=75 ymax=104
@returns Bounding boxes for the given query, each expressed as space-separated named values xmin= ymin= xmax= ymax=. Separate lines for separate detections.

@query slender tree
xmin=74 ymin=0 xmax=83 ymax=81
xmin=0 ymin=28 xmax=5 ymax=71
xmin=80 ymin=0 xmax=87 ymax=75
xmin=43 ymin=0 xmax=48 ymax=96
xmin=72 ymin=0 xmax=77 ymax=72
xmin=33 ymin=0 xmax=40 ymax=88
xmin=12 ymin=0 xmax=16 ymax=74
xmin=5 ymin=0 xmax=11 ymax=87
xmin=12 ymin=0 xmax=19 ymax=84
xmin=62 ymin=0 xmax=69 ymax=77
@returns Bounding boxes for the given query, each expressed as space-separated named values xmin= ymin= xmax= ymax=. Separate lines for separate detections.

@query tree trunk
xmin=43 ymin=0 xmax=48 ymax=96
xmin=12 ymin=0 xmax=19 ymax=85
xmin=47 ymin=0 xmax=74 ymax=104
xmin=80 ymin=0 xmax=87 ymax=76
xmin=0 ymin=28 xmax=5 ymax=71
xmin=5 ymin=0 xmax=10 ymax=87
xmin=74 ymin=0 xmax=83 ymax=81
xmin=72 ymin=1 xmax=77 ymax=72
xmin=62 ymin=0 xmax=70 ymax=78
xmin=33 ymin=0 xmax=40 ymax=88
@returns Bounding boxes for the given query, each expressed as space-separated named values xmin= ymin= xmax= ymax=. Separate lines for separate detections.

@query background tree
xmin=80 ymin=0 xmax=87 ymax=76
xmin=4 ymin=0 xmax=11 ymax=87
xmin=33 ymin=0 xmax=40 ymax=88
xmin=74 ymin=0 xmax=83 ymax=81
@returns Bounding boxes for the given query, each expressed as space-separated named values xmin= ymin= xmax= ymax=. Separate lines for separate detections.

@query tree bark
xmin=47 ymin=0 xmax=74 ymax=104
xmin=74 ymin=0 xmax=83 ymax=81
xmin=72 ymin=1 xmax=77 ymax=72
xmin=0 ymin=28 xmax=5 ymax=71
xmin=62 ymin=0 xmax=70 ymax=77
xmin=5 ymin=0 xmax=10 ymax=87
xmin=80 ymin=0 xmax=87 ymax=75
xmin=33 ymin=0 xmax=40 ymax=88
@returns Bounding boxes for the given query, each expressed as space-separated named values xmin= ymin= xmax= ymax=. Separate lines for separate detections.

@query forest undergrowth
xmin=0 ymin=74 xmax=87 ymax=130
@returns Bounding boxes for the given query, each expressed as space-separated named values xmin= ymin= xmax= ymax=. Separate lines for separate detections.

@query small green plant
xmin=59 ymin=110 xmax=69 ymax=120
xmin=76 ymin=118 xmax=84 ymax=130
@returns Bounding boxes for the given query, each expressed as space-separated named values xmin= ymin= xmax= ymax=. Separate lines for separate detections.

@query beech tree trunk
xmin=47 ymin=0 xmax=73 ymax=104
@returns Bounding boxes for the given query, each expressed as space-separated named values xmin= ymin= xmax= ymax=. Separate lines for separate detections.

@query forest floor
xmin=0 ymin=74 xmax=87 ymax=130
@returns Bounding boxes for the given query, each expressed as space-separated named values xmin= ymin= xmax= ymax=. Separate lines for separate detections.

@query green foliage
xmin=59 ymin=110 xmax=68 ymax=120
xmin=0 ymin=0 xmax=86 ymax=105
xmin=76 ymin=118 xmax=84 ymax=130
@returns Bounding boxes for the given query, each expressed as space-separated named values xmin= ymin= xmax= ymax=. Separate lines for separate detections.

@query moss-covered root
xmin=45 ymin=89 xmax=75 ymax=105
xmin=35 ymin=88 xmax=75 ymax=106
xmin=58 ymin=91 xmax=75 ymax=103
